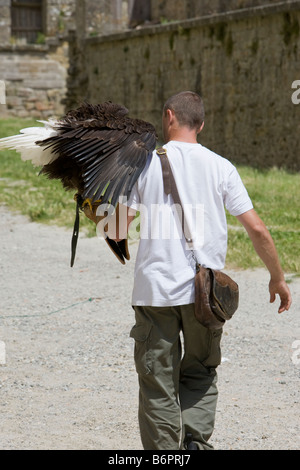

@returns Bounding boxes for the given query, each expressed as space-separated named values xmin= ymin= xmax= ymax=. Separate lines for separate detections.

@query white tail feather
xmin=0 ymin=120 xmax=60 ymax=166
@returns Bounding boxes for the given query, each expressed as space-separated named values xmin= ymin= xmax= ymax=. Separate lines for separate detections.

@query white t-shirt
xmin=124 ymin=141 xmax=253 ymax=307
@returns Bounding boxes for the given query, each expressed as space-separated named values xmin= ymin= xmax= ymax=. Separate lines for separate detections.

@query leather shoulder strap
xmin=156 ymin=147 xmax=193 ymax=245
xmin=156 ymin=147 xmax=172 ymax=195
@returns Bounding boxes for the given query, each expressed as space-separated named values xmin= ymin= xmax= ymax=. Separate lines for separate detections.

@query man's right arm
xmin=236 ymin=209 xmax=292 ymax=314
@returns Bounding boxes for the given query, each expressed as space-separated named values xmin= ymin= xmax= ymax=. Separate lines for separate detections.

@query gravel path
xmin=0 ymin=205 xmax=299 ymax=450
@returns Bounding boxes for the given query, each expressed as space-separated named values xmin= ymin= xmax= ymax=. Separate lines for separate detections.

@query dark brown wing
xmin=38 ymin=102 xmax=157 ymax=207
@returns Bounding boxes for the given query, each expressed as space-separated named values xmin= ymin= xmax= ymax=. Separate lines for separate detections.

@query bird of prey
xmin=0 ymin=102 xmax=157 ymax=266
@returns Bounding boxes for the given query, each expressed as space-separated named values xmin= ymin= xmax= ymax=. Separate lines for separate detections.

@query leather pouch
xmin=195 ymin=264 xmax=239 ymax=330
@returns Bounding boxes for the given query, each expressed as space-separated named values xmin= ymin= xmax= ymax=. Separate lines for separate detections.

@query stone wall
xmin=0 ymin=0 xmax=10 ymax=44
xmin=47 ymin=0 xmax=76 ymax=37
xmin=0 ymin=1 xmax=134 ymax=120
xmin=67 ymin=1 xmax=300 ymax=170
xmin=0 ymin=0 xmax=75 ymax=45
xmin=0 ymin=0 xmax=71 ymax=119
xmin=0 ymin=41 xmax=68 ymax=118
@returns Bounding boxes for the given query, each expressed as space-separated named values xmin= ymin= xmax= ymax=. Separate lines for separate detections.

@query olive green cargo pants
xmin=130 ymin=304 xmax=222 ymax=450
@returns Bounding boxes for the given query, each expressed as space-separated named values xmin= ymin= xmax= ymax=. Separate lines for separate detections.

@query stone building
xmin=0 ymin=1 xmax=138 ymax=118
xmin=67 ymin=1 xmax=300 ymax=171
xmin=0 ymin=1 xmax=289 ymax=119
xmin=0 ymin=0 xmax=75 ymax=118
xmin=0 ymin=0 xmax=299 ymax=171
xmin=0 ymin=1 xmax=138 ymax=46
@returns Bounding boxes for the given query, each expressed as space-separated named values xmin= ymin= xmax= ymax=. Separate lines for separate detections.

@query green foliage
xmin=35 ymin=32 xmax=46 ymax=45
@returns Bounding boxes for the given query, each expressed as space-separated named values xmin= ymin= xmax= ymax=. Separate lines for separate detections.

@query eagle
xmin=0 ymin=102 xmax=157 ymax=266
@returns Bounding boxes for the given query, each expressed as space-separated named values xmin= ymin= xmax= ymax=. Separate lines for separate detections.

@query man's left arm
xmin=236 ymin=209 xmax=292 ymax=313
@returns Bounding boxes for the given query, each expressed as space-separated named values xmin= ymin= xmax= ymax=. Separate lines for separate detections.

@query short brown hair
xmin=163 ymin=91 xmax=205 ymax=130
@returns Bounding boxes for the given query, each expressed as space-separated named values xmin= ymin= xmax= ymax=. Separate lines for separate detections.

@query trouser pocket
xmin=130 ymin=322 xmax=153 ymax=375
xmin=201 ymin=328 xmax=223 ymax=369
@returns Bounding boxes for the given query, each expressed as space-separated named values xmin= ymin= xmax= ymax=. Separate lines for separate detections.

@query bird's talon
xmin=82 ymin=198 xmax=93 ymax=211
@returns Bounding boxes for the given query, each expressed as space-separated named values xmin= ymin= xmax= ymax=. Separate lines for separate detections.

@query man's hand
xmin=237 ymin=209 xmax=293 ymax=315
xmin=269 ymin=278 xmax=292 ymax=314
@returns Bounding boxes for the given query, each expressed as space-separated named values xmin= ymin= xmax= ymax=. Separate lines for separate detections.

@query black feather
xmin=38 ymin=101 xmax=157 ymax=206
xmin=36 ymin=101 xmax=157 ymax=266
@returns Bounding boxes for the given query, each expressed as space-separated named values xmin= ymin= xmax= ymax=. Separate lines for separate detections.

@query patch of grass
xmin=0 ymin=118 xmax=94 ymax=237
xmin=226 ymin=166 xmax=300 ymax=273
xmin=226 ymin=166 xmax=299 ymax=230
xmin=226 ymin=228 xmax=299 ymax=273
xmin=0 ymin=119 xmax=299 ymax=272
